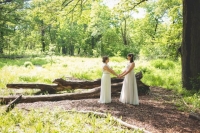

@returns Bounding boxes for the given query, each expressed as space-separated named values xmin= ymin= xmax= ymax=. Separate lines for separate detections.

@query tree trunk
xmin=41 ymin=21 xmax=46 ymax=52
xmin=121 ymin=18 xmax=128 ymax=45
xmin=182 ymin=0 xmax=200 ymax=90
xmin=0 ymin=31 xmax=4 ymax=54
xmin=62 ymin=46 xmax=67 ymax=55
xmin=91 ymin=36 xmax=95 ymax=49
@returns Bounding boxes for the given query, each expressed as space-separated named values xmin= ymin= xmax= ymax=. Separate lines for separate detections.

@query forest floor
xmin=16 ymin=87 xmax=200 ymax=133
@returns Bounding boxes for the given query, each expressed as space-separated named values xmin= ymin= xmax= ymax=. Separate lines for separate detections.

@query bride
xmin=119 ymin=53 xmax=139 ymax=105
xmin=99 ymin=56 xmax=118 ymax=103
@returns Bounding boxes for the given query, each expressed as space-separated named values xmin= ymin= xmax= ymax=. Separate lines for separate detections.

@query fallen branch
xmin=6 ymin=95 xmax=22 ymax=112
xmin=6 ymin=83 xmax=58 ymax=92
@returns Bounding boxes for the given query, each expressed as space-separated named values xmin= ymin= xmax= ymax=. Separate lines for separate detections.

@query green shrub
xmin=62 ymin=64 xmax=68 ymax=67
xmin=151 ymin=59 xmax=175 ymax=70
xmin=24 ymin=61 xmax=33 ymax=68
xmin=19 ymin=76 xmax=39 ymax=82
xmin=71 ymin=72 xmax=91 ymax=80
xmin=190 ymin=74 xmax=200 ymax=90
xmin=0 ymin=62 xmax=4 ymax=68
xmin=110 ymin=57 xmax=125 ymax=62
xmin=31 ymin=57 xmax=49 ymax=66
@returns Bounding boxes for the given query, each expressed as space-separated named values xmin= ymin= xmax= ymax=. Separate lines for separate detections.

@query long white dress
xmin=99 ymin=63 xmax=111 ymax=103
xmin=119 ymin=63 xmax=139 ymax=105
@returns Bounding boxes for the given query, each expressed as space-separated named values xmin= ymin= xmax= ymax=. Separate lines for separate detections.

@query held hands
xmin=117 ymin=74 xmax=123 ymax=78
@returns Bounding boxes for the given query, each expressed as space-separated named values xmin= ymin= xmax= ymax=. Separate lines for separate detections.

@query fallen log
xmin=52 ymin=78 xmax=123 ymax=90
xmin=6 ymin=83 xmax=58 ymax=92
xmin=6 ymin=72 xmax=147 ymax=93
xmin=6 ymin=95 xmax=22 ymax=112
xmin=6 ymin=78 xmax=122 ymax=92
xmin=2 ymin=72 xmax=149 ymax=103
xmin=52 ymin=72 xmax=143 ymax=90
xmin=0 ymin=83 xmax=122 ymax=104
xmin=0 ymin=81 xmax=148 ymax=104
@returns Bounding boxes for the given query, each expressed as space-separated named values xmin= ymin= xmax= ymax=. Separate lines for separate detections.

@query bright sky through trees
xmin=103 ymin=0 xmax=146 ymax=18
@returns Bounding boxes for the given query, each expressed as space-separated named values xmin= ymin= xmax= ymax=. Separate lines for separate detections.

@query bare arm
xmin=119 ymin=70 xmax=126 ymax=76
xmin=103 ymin=65 xmax=118 ymax=76
xmin=120 ymin=63 xmax=135 ymax=77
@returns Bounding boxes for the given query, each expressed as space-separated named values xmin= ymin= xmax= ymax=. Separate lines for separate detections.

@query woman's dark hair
xmin=127 ymin=53 xmax=134 ymax=63
xmin=102 ymin=56 xmax=109 ymax=63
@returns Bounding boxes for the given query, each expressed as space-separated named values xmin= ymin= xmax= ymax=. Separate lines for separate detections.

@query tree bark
xmin=182 ymin=0 xmax=200 ymax=90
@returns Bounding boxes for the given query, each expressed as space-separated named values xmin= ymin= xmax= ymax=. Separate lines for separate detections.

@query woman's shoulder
xmin=102 ymin=63 xmax=108 ymax=67
xmin=129 ymin=62 xmax=135 ymax=66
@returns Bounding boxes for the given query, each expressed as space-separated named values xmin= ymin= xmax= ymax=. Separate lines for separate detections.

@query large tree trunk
xmin=182 ymin=0 xmax=200 ymax=90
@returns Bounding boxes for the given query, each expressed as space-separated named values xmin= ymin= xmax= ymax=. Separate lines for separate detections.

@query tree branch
xmin=128 ymin=0 xmax=148 ymax=11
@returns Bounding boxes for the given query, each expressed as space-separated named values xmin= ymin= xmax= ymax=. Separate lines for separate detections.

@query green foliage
xmin=19 ymin=75 xmax=39 ymax=82
xmin=0 ymin=109 xmax=138 ymax=133
xmin=151 ymin=59 xmax=175 ymax=70
xmin=136 ymin=59 xmax=180 ymax=90
xmin=190 ymin=74 xmax=200 ymax=90
xmin=0 ymin=0 xmax=182 ymax=60
xmin=30 ymin=57 xmax=48 ymax=66
xmin=24 ymin=61 xmax=33 ymax=68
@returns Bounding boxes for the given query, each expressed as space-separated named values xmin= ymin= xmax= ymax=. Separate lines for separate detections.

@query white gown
xmin=120 ymin=63 xmax=139 ymax=105
xmin=99 ymin=63 xmax=111 ymax=103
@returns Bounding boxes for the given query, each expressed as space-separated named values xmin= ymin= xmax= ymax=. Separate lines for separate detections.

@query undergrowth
xmin=0 ymin=108 xmax=141 ymax=133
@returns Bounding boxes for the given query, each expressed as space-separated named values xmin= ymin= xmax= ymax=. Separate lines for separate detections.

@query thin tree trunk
xmin=91 ymin=36 xmax=95 ymax=49
xmin=121 ymin=18 xmax=128 ymax=45
xmin=0 ymin=31 xmax=3 ymax=54
xmin=49 ymin=25 xmax=53 ymax=43
xmin=41 ymin=21 xmax=46 ymax=52
xmin=62 ymin=46 xmax=67 ymax=55
xmin=182 ymin=0 xmax=200 ymax=90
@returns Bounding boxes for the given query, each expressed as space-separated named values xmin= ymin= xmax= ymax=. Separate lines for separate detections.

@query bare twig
xmin=6 ymin=95 xmax=22 ymax=112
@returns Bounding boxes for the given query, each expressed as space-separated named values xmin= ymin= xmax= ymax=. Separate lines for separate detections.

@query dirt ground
xmin=16 ymin=87 xmax=200 ymax=133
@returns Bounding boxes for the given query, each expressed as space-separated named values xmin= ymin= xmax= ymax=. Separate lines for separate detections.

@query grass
xmin=0 ymin=108 xmax=141 ymax=133
xmin=0 ymin=56 xmax=125 ymax=95
xmin=135 ymin=58 xmax=200 ymax=111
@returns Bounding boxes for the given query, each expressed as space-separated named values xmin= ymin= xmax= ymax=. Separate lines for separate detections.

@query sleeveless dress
xmin=119 ymin=63 xmax=139 ymax=105
xmin=99 ymin=63 xmax=111 ymax=103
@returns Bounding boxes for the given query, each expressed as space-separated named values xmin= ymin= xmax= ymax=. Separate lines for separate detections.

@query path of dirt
xmin=16 ymin=87 xmax=200 ymax=133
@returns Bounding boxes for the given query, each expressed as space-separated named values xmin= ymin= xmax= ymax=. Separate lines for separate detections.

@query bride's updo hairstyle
xmin=102 ymin=56 xmax=109 ymax=63
xmin=128 ymin=53 xmax=134 ymax=63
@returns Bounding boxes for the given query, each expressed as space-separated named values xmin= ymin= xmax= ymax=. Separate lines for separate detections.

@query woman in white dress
xmin=99 ymin=56 xmax=118 ymax=103
xmin=119 ymin=53 xmax=139 ymax=105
